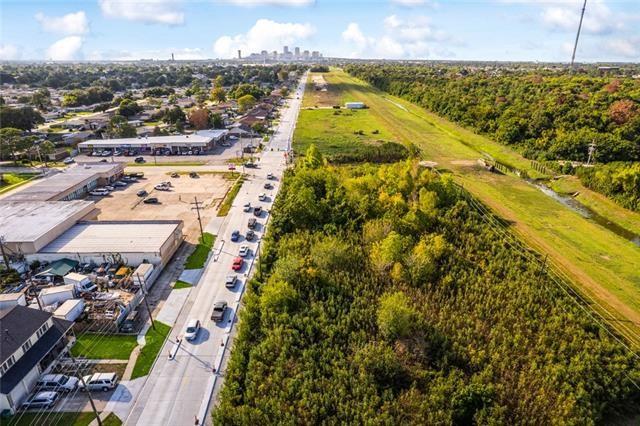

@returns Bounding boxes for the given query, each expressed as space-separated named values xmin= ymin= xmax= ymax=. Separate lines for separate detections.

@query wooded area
xmin=215 ymin=148 xmax=640 ymax=425
xmin=345 ymin=65 xmax=639 ymax=164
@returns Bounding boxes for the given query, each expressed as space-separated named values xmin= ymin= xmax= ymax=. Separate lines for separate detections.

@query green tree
xmin=39 ymin=140 xmax=55 ymax=167
xmin=377 ymin=291 xmax=417 ymax=340
xmin=237 ymin=94 xmax=256 ymax=113
xmin=211 ymin=87 xmax=227 ymax=103
xmin=117 ymin=99 xmax=142 ymax=118
xmin=108 ymin=115 xmax=137 ymax=138
xmin=303 ymin=144 xmax=323 ymax=169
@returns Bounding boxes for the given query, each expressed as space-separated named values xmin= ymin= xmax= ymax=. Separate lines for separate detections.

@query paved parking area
xmin=89 ymin=169 xmax=232 ymax=242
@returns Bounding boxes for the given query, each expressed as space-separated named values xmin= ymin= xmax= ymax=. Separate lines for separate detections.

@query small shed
xmin=345 ymin=102 xmax=366 ymax=109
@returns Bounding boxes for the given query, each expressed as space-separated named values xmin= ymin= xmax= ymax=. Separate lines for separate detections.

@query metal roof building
xmin=77 ymin=130 xmax=228 ymax=153
xmin=28 ymin=220 xmax=184 ymax=267
xmin=0 ymin=201 xmax=96 ymax=254
xmin=2 ymin=163 xmax=123 ymax=202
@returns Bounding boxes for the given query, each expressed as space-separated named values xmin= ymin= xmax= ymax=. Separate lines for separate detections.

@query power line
xmin=571 ymin=0 xmax=588 ymax=68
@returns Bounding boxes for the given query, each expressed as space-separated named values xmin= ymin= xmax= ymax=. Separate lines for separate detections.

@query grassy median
xmin=217 ymin=176 xmax=245 ymax=216
xmin=184 ymin=232 xmax=215 ymax=269
xmin=131 ymin=321 xmax=171 ymax=379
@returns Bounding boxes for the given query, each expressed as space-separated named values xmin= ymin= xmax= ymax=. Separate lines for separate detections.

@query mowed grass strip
xmin=131 ymin=321 xmax=171 ymax=379
xmin=0 ymin=173 xmax=40 ymax=194
xmin=173 ymin=279 xmax=192 ymax=289
xmin=184 ymin=232 xmax=215 ymax=269
xmin=218 ymin=176 xmax=245 ymax=216
xmin=70 ymin=333 xmax=138 ymax=360
xmin=6 ymin=412 xmax=97 ymax=426
xmin=300 ymin=69 xmax=640 ymax=347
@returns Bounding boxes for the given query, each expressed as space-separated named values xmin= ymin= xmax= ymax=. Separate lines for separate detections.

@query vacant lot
xmin=298 ymin=69 xmax=640 ymax=347
xmin=295 ymin=108 xmax=396 ymax=158
xmin=90 ymin=168 xmax=231 ymax=242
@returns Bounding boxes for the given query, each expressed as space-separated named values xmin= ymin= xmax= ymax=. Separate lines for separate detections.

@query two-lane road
xmin=125 ymin=74 xmax=307 ymax=426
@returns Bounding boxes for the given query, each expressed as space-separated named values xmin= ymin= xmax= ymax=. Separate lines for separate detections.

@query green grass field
xmin=296 ymin=69 xmax=640 ymax=347
xmin=5 ymin=412 xmax=97 ymax=426
xmin=70 ymin=333 xmax=138 ymax=360
xmin=217 ymin=177 xmax=245 ymax=216
xmin=0 ymin=173 xmax=40 ymax=194
xmin=184 ymin=232 xmax=215 ymax=269
xmin=131 ymin=321 xmax=171 ymax=379
xmin=173 ymin=279 xmax=192 ymax=289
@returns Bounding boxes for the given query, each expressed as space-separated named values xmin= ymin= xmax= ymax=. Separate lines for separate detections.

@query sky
xmin=0 ymin=0 xmax=638 ymax=62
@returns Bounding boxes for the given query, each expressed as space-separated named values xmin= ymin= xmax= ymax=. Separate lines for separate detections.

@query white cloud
xmin=342 ymin=15 xmax=452 ymax=59
xmin=391 ymin=0 xmax=430 ymax=6
xmin=605 ymin=38 xmax=639 ymax=58
xmin=213 ymin=19 xmax=315 ymax=58
xmin=99 ymin=0 xmax=184 ymax=25
xmin=35 ymin=11 xmax=89 ymax=35
xmin=224 ymin=0 xmax=314 ymax=5
xmin=0 ymin=44 xmax=20 ymax=60
xmin=541 ymin=0 xmax=620 ymax=34
xmin=46 ymin=36 xmax=83 ymax=61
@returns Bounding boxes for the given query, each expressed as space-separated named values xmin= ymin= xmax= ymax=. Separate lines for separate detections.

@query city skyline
xmin=0 ymin=1 xmax=638 ymax=63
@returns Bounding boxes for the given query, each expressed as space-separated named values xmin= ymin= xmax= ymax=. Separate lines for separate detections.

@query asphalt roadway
xmin=125 ymin=74 xmax=307 ymax=426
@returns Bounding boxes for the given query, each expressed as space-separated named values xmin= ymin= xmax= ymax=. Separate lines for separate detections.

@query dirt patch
xmin=90 ymin=169 xmax=231 ymax=243
xmin=451 ymin=160 xmax=477 ymax=166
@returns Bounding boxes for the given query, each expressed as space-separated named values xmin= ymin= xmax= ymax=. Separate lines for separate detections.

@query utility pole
xmin=570 ymin=0 xmax=587 ymax=68
xmin=586 ymin=141 xmax=596 ymax=165
xmin=191 ymin=197 xmax=204 ymax=241
xmin=0 ymin=236 xmax=9 ymax=269
xmin=69 ymin=353 xmax=102 ymax=426
xmin=137 ymin=272 xmax=156 ymax=331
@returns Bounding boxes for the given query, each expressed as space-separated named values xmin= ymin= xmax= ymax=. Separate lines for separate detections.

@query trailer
xmin=38 ymin=284 xmax=76 ymax=307
xmin=64 ymin=272 xmax=97 ymax=293
xmin=53 ymin=299 xmax=85 ymax=322
xmin=0 ymin=292 xmax=27 ymax=310
xmin=132 ymin=263 xmax=155 ymax=290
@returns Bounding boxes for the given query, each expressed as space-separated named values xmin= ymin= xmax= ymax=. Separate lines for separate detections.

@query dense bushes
xmin=345 ymin=64 xmax=640 ymax=163
xmin=215 ymin=158 xmax=640 ymax=424
xmin=330 ymin=141 xmax=411 ymax=164
xmin=62 ymin=86 xmax=114 ymax=107
xmin=576 ymin=162 xmax=640 ymax=211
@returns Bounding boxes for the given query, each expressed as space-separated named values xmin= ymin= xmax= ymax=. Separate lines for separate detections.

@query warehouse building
xmin=77 ymin=130 xmax=228 ymax=154
xmin=0 ymin=201 xmax=97 ymax=255
xmin=2 ymin=163 xmax=123 ymax=202
xmin=27 ymin=220 xmax=184 ymax=268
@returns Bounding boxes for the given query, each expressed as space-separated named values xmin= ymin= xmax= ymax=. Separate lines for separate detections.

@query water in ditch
xmin=529 ymin=181 xmax=640 ymax=248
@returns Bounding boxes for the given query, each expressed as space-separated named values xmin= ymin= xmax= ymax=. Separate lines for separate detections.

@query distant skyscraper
xmin=311 ymin=51 xmax=319 ymax=58
xmin=303 ymin=50 xmax=310 ymax=59
xmin=238 ymin=50 xmax=242 ymax=59
xmin=294 ymin=47 xmax=300 ymax=58
xmin=283 ymin=46 xmax=290 ymax=55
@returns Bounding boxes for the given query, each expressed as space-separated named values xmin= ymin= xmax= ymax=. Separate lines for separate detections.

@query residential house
xmin=0 ymin=306 xmax=74 ymax=414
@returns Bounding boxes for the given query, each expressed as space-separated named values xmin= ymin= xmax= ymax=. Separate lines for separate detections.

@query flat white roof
xmin=3 ymin=163 xmax=122 ymax=202
xmin=78 ymin=130 xmax=228 ymax=148
xmin=40 ymin=284 xmax=74 ymax=295
xmin=0 ymin=201 xmax=95 ymax=243
xmin=40 ymin=221 xmax=182 ymax=254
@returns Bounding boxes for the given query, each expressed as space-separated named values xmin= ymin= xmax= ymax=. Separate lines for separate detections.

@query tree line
xmin=214 ymin=146 xmax=640 ymax=425
xmin=345 ymin=64 xmax=640 ymax=164
xmin=576 ymin=162 xmax=640 ymax=211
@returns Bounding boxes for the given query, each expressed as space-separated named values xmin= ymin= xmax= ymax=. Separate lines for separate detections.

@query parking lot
xmin=74 ymin=137 xmax=264 ymax=166
xmin=88 ymin=168 xmax=233 ymax=242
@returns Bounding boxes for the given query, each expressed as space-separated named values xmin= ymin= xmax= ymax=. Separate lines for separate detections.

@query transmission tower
xmin=570 ymin=0 xmax=587 ymax=68
xmin=586 ymin=141 xmax=596 ymax=165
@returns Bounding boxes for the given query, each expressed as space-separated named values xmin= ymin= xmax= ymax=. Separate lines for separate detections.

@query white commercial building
xmin=77 ymin=130 xmax=228 ymax=154
xmin=27 ymin=220 xmax=184 ymax=268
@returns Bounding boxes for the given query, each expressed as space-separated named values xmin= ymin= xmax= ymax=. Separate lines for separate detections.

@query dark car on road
xmin=263 ymin=182 xmax=273 ymax=190
xmin=136 ymin=190 xmax=148 ymax=197
xmin=211 ymin=301 xmax=228 ymax=322
xmin=230 ymin=230 xmax=240 ymax=242
xmin=246 ymin=230 xmax=255 ymax=241
xmin=134 ymin=157 xmax=145 ymax=163
xmin=253 ymin=206 xmax=262 ymax=217
xmin=247 ymin=217 xmax=257 ymax=229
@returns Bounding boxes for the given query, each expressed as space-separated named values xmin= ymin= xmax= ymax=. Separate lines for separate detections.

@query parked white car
xmin=80 ymin=373 xmax=118 ymax=392
xmin=239 ymin=245 xmax=250 ymax=257
xmin=21 ymin=391 xmax=59 ymax=409
xmin=36 ymin=374 xmax=79 ymax=392
xmin=258 ymin=193 xmax=267 ymax=201
xmin=89 ymin=188 xmax=109 ymax=196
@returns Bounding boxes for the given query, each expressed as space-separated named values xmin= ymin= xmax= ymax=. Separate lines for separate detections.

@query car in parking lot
xmin=154 ymin=183 xmax=171 ymax=191
xmin=36 ymin=374 xmax=79 ymax=392
xmin=189 ymin=172 xmax=199 ymax=178
xmin=63 ymin=157 xmax=75 ymax=165
xmin=184 ymin=319 xmax=201 ymax=341
xmin=21 ymin=391 xmax=59 ymax=409
xmin=80 ymin=373 xmax=118 ymax=392
xmin=266 ymin=173 xmax=275 ymax=180
xmin=211 ymin=301 xmax=228 ymax=322
xmin=89 ymin=188 xmax=109 ymax=196
xmin=137 ymin=189 xmax=148 ymax=197
xmin=263 ymin=182 xmax=273 ymax=190
xmin=225 ymin=275 xmax=237 ymax=288
xmin=232 ymin=257 xmax=244 ymax=271
xmin=134 ymin=157 xmax=145 ymax=163
xmin=113 ymin=181 xmax=128 ymax=187
xmin=104 ymin=185 xmax=115 ymax=191
xmin=231 ymin=230 xmax=240 ymax=242
xmin=246 ymin=230 xmax=255 ymax=241
xmin=243 ymin=203 xmax=251 ymax=212
xmin=258 ymin=193 xmax=266 ymax=201
xmin=239 ymin=245 xmax=250 ymax=257
xmin=143 ymin=197 xmax=159 ymax=204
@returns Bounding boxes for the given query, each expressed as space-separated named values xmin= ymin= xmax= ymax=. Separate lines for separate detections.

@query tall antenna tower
xmin=586 ymin=141 xmax=596 ymax=165
xmin=570 ymin=0 xmax=587 ymax=68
